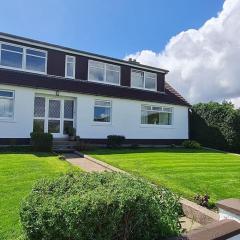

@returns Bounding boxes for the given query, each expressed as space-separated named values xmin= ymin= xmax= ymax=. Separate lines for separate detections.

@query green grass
xmin=0 ymin=151 xmax=75 ymax=240
xmin=87 ymin=148 xmax=240 ymax=203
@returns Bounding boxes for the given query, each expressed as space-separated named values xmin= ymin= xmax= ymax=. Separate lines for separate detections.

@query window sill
xmin=0 ymin=118 xmax=16 ymax=123
xmin=91 ymin=122 xmax=112 ymax=126
xmin=140 ymin=124 xmax=174 ymax=129
xmin=88 ymin=79 xmax=120 ymax=87
xmin=0 ymin=65 xmax=47 ymax=75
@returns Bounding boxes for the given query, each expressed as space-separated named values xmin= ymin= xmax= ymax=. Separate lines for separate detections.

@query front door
xmin=33 ymin=96 xmax=75 ymax=138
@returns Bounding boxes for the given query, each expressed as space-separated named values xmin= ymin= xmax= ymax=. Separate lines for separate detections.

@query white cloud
xmin=125 ymin=0 xmax=240 ymax=108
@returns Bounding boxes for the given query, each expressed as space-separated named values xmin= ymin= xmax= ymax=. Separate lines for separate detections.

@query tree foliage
xmin=190 ymin=101 xmax=240 ymax=152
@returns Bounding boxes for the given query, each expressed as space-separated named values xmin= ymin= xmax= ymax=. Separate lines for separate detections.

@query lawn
xmin=87 ymin=148 xmax=240 ymax=203
xmin=0 ymin=150 xmax=75 ymax=240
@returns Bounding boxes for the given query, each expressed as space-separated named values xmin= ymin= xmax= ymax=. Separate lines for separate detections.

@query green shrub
xmin=107 ymin=135 xmax=125 ymax=148
xmin=190 ymin=101 xmax=240 ymax=152
xmin=30 ymin=132 xmax=53 ymax=152
xmin=20 ymin=172 xmax=181 ymax=240
xmin=182 ymin=140 xmax=201 ymax=149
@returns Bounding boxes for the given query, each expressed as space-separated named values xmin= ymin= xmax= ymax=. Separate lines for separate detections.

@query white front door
xmin=33 ymin=96 xmax=75 ymax=138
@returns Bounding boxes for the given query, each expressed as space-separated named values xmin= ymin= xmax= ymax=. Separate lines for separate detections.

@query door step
xmin=53 ymin=140 xmax=78 ymax=153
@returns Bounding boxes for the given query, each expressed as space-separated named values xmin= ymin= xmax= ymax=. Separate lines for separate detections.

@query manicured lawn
xmin=87 ymin=148 xmax=240 ymax=203
xmin=0 ymin=151 xmax=75 ymax=240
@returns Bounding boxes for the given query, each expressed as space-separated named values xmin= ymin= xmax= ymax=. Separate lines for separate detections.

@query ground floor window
xmin=0 ymin=90 xmax=14 ymax=120
xmin=94 ymin=99 xmax=111 ymax=123
xmin=141 ymin=105 xmax=173 ymax=125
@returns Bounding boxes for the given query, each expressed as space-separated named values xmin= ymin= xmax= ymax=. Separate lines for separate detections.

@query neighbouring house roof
xmin=0 ymin=68 xmax=190 ymax=107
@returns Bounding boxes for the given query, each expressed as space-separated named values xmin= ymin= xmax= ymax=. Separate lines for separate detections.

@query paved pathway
xmin=64 ymin=153 xmax=112 ymax=172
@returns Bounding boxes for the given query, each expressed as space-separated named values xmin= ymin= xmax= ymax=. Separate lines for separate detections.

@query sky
xmin=1 ymin=0 xmax=239 ymax=108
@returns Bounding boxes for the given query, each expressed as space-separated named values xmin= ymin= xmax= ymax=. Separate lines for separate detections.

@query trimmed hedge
xmin=107 ymin=135 xmax=125 ymax=148
xmin=182 ymin=140 xmax=201 ymax=149
xmin=190 ymin=101 xmax=240 ymax=152
xmin=20 ymin=172 xmax=181 ymax=240
xmin=30 ymin=132 xmax=53 ymax=152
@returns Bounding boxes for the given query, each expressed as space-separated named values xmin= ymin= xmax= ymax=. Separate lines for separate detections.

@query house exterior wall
xmin=0 ymin=84 xmax=189 ymax=141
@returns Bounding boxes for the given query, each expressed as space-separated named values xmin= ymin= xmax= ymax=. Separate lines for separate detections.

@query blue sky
xmin=0 ymin=0 xmax=223 ymax=59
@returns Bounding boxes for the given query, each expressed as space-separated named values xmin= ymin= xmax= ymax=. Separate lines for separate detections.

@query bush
xmin=190 ymin=101 xmax=240 ymax=152
xmin=20 ymin=172 xmax=181 ymax=240
xmin=107 ymin=135 xmax=125 ymax=148
xmin=194 ymin=194 xmax=210 ymax=208
xmin=30 ymin=132 xmax=53 ymax=152
xmin=75 ymin=140 xmax=93 ymax=151
xmin=182 ymin=140 xmax=201 ymax=149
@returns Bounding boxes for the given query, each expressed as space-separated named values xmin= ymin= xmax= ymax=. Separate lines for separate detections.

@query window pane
xmin=34 ymin=97 xmax=45 ymax=117
xmin=94 ymin=106 xmax=111 ymax=122
xmin=159 ymin=112 xmax=172 ymax=125
xmin=33 ymin=119 xmax=44 ymax=132
xmin=64 ymin=120 xmax=73 ymax=134
xmin=162 ymin=107 xmax=172 ymax=113
xmin=49 ymin=100 xmax=60 ymax=118
xmin=64 ymin=100 xmax=74 ymax=119
xmin=89 ymin=67 xmax=104 ymax=82
xmin=131 ymin=70 xmax=144 ymax=88
xmin=141 ymin=110 xmax=159 ymax=124
xmin=26 ymin=49 xmax=46 ymax=57
xmin=106 ymin=70 xmax=120 ymax=84
xmin=106 ymin=64 xmax=120 ymax=71
xmin=48 ymin=120 xmax=60 ymax=133
xmin=145 ymin=76 xmax=156 ymax=90
xmin=0 ymin=91 xmax=13 ymax=98
xmin=1 ymin=50 xmax=23 ymax=68
xmin=0 ymin=98 xmax=13 ymax=118
xmin=66 ymin=62 xmax=74 ymax=77
xmin=2 ymin=44 xmax=23 ymax=53
xmin=95 ymin=100 xmax=111 ymax=107
xmin=26 ymin=55 xmax=46 ymax=72
xmin=89 ymin=60 xmax=104 ymax=69
xmin=66 ymin=56 xmax=75 ymax=63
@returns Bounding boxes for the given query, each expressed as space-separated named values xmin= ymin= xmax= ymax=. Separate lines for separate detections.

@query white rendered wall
xmin=0 ymin=84 xmax=34 ymax=138
xmin=76 ymin=95 xmax=189 ymax=139
xmin=0 ymin=84 xmax=189 ymax=140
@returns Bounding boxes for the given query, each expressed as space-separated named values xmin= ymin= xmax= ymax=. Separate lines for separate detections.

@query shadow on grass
xmin=0 ymin=146 xmax=56 ymax=157
xmin=83 ymin=147 xmax=223 ymax=156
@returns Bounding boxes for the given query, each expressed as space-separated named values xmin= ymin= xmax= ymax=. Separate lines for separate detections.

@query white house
xmin=0 ymin=32 xmax=190 ymax=145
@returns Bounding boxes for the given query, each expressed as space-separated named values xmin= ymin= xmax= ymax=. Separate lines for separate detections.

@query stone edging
xmin=75 ymin=151 xmax=219 ymax=225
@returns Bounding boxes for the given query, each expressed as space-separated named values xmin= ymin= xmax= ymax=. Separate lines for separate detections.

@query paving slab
xmin=64 ymin=153 xmax=112 ymax=172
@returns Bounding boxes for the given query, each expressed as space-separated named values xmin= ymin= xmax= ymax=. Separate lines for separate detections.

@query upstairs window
xmin=0 ymin=90 xmax=14 ymax=120
xmin=131 ymin=69 xmax=157 ymax=91
xmin=26 ymin=49 xmax=46 ymax=73
xmin=141 ymin=105 xmax=173 ymax=125
xmin=94 ymin=99 xmax=111 ymax=123
xmin=65 ymin=55 xmax=76 ymax=79
xmin=88 ymin=60 xmax=120 ymax=85
xmin=1 ymin=44 xmax=23 ymax=69
xmin=0 ymin=42 xmax=47 ymax=73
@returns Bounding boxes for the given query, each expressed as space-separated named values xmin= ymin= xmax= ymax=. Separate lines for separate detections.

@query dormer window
xmin=65 ymin=55 xmax=75 ymax=79
xmin=131 ymin=69 xmax=157 ymax=91
xmin=0 ymin=42 xmax=47 ymax=74
xmin=88 ymin=60 xmax=120 ymax=85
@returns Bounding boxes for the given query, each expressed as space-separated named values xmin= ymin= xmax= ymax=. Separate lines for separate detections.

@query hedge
xmin=190 ymin=101 xmax=240 ymax=152
xmin=30 ymin=132 xmax=53 ymax=152
xmin=20 ymin=172 xmax=181 ymax=240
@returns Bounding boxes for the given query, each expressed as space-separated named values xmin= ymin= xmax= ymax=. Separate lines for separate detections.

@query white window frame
xmin=140 ymin=104 xmax=173 ymax=126
xmin=0 ymin=41 xmax=47 ymax=74
xmin=0 ymin=89 xmax=15 ymax=121
xmin=131 ymin=69 xmax=157 ymax=91
xmin=65 ymin=55 xmax=76 ymax=79
xmin=93 ymin=99 xmax=112 ymax=124
xmin=88 ymin=60 xmax=120 ymax=86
